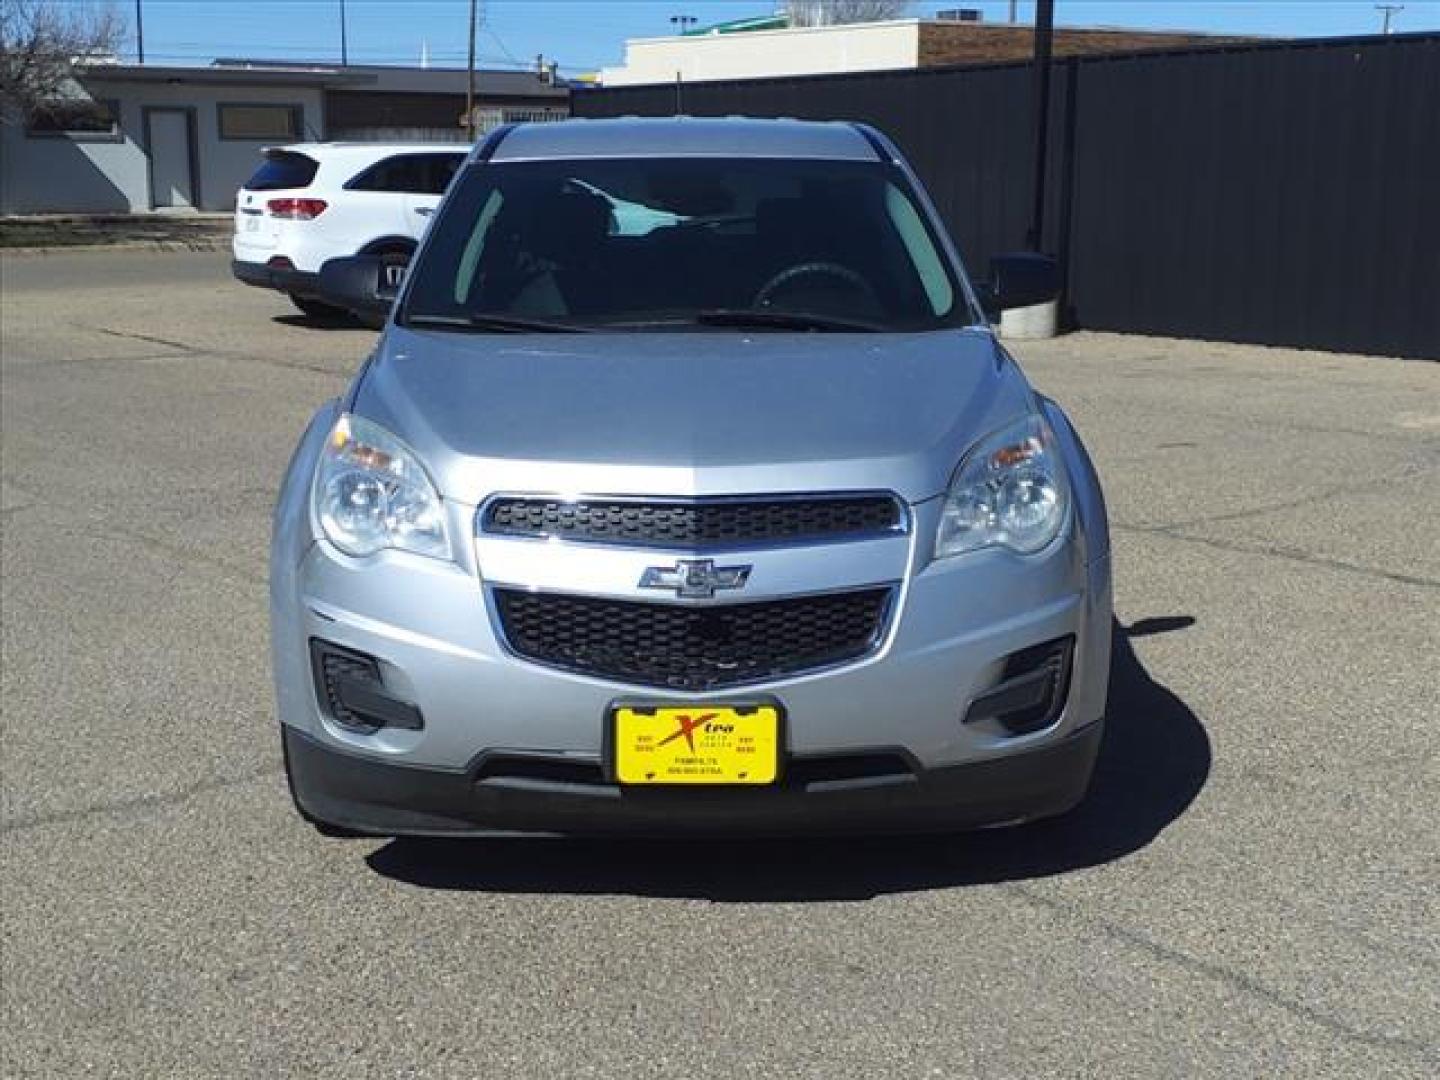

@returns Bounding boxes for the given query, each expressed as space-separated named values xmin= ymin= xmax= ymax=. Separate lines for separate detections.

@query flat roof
xmin=490 ymin=116 xmax=880 ymax=163
xmin=77 ymin=63 xmax=368 ymax=87
xmin=684 ymin=15 xmax=789 ymax=36
xmin=213 ymin=59 xmax=569 ymax=98
xmin=623 ymin=16 xmax=1257 ymax=47
xmin=76 ymin=61 xmax=568 ymax=99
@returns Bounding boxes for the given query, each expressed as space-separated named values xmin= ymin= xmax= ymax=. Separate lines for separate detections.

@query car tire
xmin=288 ymin=294 xmax=351 ymax=321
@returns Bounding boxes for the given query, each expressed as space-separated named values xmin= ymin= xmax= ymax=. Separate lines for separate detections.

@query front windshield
xmin=401 ymin=157 xmax=971 ymax=332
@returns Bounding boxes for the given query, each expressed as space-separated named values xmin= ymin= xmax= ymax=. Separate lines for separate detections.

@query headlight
xmin=313 ymin=413 xmax=449 ymax=559
xmin=936 ymin=412 xmax=1069 ymax=559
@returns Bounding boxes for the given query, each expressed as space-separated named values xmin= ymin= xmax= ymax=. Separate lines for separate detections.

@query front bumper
xmin=284 ymin=719 xmax=1104 ymax=837
xmin=231 ymin=258 xmax=320 ymax=297
xmin=274 ymin=531 xmax=1111 ymax=836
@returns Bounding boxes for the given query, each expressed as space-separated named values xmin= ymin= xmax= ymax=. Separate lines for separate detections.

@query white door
xmin=148 ymin=110 xmax=195 ymax=209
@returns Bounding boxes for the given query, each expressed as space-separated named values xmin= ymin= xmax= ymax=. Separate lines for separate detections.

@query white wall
xmin=601 ymin=20 xmax=921 ymax=87
xmin=1 ymin=81 xmax=325 ymax=215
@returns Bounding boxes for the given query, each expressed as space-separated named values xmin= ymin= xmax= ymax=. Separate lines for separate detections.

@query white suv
xmin=231 ymin=143 xmax=467 ymax=319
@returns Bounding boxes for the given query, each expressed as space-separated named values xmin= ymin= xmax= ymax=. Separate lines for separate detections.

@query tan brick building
xmin=917 ymin=21 xmax=1254 ymax=67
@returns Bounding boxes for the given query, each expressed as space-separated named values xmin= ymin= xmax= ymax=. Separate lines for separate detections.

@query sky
xmin=89 ymin=0 xmax=1440 ymax=75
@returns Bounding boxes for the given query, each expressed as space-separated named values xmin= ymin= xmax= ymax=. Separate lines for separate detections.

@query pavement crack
xmin=1151 ymin=489 xmax=1349 ymax=533
xmin=1155 ymin=462 xmax=1436 ymax=533
xmin=2 ymin=765 xmax=282 ymax=834
xmin=1113 ymin=523 xmax=1439 ymax=590
xmin=3 ymin=482 xmax=265 ymax=584
xmin=93 ymin=521 xmax=265 ymax=585
xmin=85 ymin=325 xmax=350 ymax=377
xmin=94 ymin=327 xmax=197 ymax=353
xmin=2 ymin=350 xmax=189 ymax=371
xmin=1 ymin=478 xmax=41 ymax=516
xmin=1008 ymin=883 xmax=1434 ymax=1055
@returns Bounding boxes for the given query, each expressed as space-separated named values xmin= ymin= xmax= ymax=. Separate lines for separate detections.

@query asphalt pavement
xmin=2 ymin=249 xmax=1437 ymax=1078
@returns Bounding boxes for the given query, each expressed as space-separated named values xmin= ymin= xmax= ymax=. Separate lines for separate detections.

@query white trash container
xmin=1000 ymin=298 xmax=1061 ymax=340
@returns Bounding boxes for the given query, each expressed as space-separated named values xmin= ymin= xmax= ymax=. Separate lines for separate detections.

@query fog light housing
xmin=310 ymin=639 xmax=423 ymax=733
xmin=964 ymin=635 xmax=1074 ymax=735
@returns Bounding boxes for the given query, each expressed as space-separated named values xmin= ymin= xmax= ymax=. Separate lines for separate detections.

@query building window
xmin=218 ymin=104 xmax=302 ymax=141
xmin=502 ymin=107 xmax=568 ymax=125
xmin=466 ymin=106 xmax=568 ymax=135
xmin=25 ymin=98 xmax=122 ymax=141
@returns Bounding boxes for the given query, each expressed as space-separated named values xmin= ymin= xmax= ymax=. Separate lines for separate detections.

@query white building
xmin=1 ymin=62 xmax=567 ymax=216
xmin=600 ymin=16 xmax=1245 ymax=87
xmin=0 ymin=64 xmax=348 ymax=215
xmin=603 ymin=18 xmax=923 ymax=86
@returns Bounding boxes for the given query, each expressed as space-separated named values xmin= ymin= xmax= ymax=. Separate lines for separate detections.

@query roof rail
xmin=850 ymin=123 xmax=896 ymax=163
xmin=474 ymin=123 xmax=516 ymax=163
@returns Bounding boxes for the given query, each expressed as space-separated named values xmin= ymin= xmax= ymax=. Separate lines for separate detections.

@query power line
xmin=105 ymin=50 xmax=598 ymax=71
xmin=1375 ymin=4 xmax=1404 ymax=33
xmin=484 ymin=26 xmax=522 ymax=68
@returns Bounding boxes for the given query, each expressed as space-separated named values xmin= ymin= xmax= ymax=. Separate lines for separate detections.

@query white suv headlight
xmin=313 ymin=413 xmax=449 ymax=559
xmin=936 ymin=412 xmax=1069 ymax=559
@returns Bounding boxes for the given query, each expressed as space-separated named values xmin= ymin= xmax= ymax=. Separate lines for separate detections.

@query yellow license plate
xmin=613 ymin=705 xmax=780 ymax=785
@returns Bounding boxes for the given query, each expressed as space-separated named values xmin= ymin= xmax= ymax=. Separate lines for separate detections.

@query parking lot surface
xmin=2 ymin=249 xmax=1437 ymax=1078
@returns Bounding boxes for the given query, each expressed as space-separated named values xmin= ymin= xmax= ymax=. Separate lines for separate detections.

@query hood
xmin=352 ymin=327 xmax=1034 ymax=505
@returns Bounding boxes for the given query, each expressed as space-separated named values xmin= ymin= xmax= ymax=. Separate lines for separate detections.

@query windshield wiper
xmin=693 ymin=309 xmax=883 ymax=333
xmin=403 ymin=313 xmax=590 ymax=333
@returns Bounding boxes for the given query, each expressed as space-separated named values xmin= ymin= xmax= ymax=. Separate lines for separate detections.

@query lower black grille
xmin=469 ymin=752 xmax=915 ymax=790
xmin=482 ymin=495 xmax=904 ymax=548
xmin=493 ymin=587 xmax=895 ymax=690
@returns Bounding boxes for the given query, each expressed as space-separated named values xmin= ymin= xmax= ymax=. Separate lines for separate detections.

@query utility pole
xmin=466 ymin=0 xmax=479 ymax=136
xmin=134 ymin=0 xmax=144 ymax=63
xmin=1027 ymin=0 xmax=1055 ymax=251
xmin=1009 ymin=0 xmax=1018 ymax=23
xmin=670 ymin=14 xmax=694 ymax=108
xmin=339 ymin=0 xmax=348 ymax=65
xmin=1375 ymin=4 xmax=1404 ymax=33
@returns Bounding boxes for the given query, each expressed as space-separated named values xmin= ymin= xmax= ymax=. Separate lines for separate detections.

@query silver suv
xmin=272 ymin=118 xmax=1112 ymax=837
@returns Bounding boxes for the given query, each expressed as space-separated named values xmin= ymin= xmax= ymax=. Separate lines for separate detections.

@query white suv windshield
xmin=402 ymin=158 xmax=969 ymax=332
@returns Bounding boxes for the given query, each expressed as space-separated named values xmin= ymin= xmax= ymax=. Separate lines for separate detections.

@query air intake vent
xmin=481 ymin=495 xmax=905 ymax=549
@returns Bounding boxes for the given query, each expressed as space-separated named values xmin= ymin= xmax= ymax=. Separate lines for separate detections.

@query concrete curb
xmin=1 ymin=239 xmax=232 ymax=257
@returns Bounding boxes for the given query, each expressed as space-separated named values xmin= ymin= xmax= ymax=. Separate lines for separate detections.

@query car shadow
xmin=271 ymin=314 xmax=373 ymax=332
xmin=365 ymin=616 xmax=1209 ymax=902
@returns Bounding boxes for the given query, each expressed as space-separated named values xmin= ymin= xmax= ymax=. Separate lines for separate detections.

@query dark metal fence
xmin=573 ymin=34 xmax=1439 ymax=359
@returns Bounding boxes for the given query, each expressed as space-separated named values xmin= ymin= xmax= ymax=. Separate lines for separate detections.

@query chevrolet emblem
xmin=638 ymin=559 xmax=752 ymax=599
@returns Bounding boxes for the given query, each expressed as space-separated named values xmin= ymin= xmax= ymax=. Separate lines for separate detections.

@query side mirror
xmin=317 ymin=255 xmax=403 ymax=322
xmin=976 ymin=253 xmax=1061 ymax=317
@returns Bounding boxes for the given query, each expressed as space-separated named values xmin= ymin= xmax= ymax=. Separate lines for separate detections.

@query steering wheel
xmin=753 ymin=261 xmax=880 ymax=311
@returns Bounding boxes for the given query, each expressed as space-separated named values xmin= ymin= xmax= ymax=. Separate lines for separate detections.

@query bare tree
xmin=786 ymin=0 xmax=912 ymax=27
xmin=1 ymin=0 xmax=124 ymax=123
